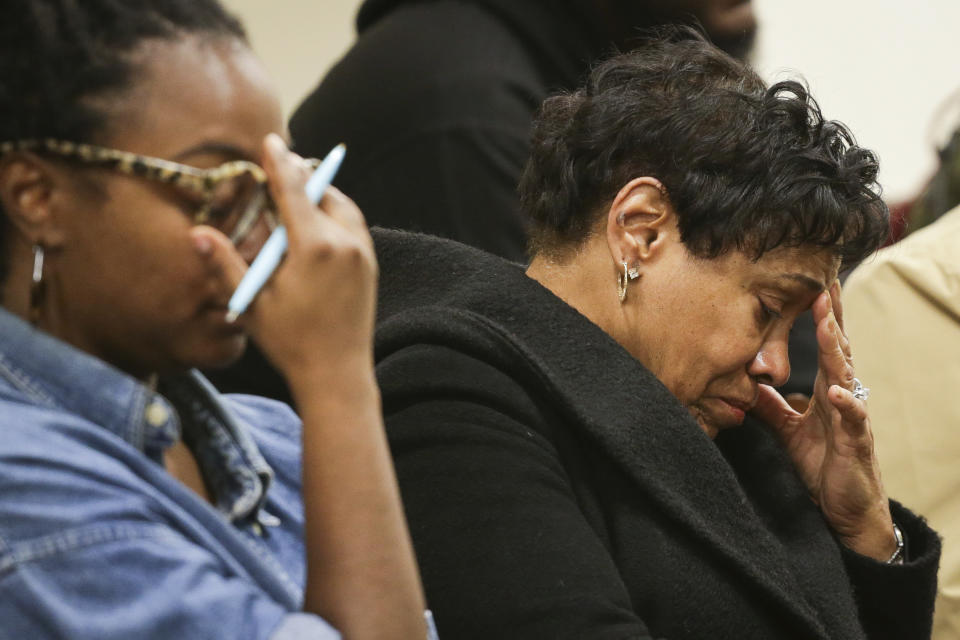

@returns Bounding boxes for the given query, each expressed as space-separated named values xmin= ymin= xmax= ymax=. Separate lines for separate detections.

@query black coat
xmin=373 ymin=229 xmax=940 ymax=639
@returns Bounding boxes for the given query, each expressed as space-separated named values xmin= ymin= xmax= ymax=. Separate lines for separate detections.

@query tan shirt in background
xmin=844 ymin=204 xmax=960 ymax=639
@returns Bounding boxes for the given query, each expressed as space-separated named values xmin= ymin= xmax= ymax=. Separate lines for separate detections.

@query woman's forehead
xmin=748 ymin=245 xmax=838 ymax=291
xmin=97 ymin=35 xmax=283 ymax=163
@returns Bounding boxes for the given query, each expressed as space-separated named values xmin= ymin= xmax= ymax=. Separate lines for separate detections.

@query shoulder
xmin=290 ymin=2 xmax=540 ymax=160
xmin=373 ymin=229 xmax=545 ymax=344
xmin=319 ymin=1 xmax=540 ymax=99
xmin=844 ymin=208 xmax=960 ymax=334
xmin=372 ymin=230 xmax=577 ymax=417
xmin=378 ymin=342 xmax=544 ymax=425
xmin=847 ymin=204 xmax=960 ymax=293
xmin=0 ymin=397 xmax=180 ymax=558
xmin=0 ymin=394 xmax=142 ymax=478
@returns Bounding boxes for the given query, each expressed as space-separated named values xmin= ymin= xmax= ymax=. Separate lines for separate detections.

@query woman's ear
xmin=605 ymin=176 xmax=674 ymax=269
xmin=0 ymin=154 xmax=68 ymax=248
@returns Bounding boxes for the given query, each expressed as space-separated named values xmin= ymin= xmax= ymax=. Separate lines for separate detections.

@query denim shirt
xmin=0 ymin=308 xmax=340 ymax=639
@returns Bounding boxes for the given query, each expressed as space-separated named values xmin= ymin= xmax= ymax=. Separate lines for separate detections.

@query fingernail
xmin=192 ymin=234 xmax=212 ymax=256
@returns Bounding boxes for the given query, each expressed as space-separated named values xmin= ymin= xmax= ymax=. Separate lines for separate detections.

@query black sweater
xmin=372 ymin=228 xmax=940 ymax=640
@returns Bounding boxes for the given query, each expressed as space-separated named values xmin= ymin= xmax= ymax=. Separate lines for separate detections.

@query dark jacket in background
xmin=289 ymin=0 xmax=610 ymax=262
xmin=372 ymin=228 xmax=940 ymax=640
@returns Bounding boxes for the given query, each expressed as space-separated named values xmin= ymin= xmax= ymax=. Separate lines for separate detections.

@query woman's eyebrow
xmin=774 ymin=272 xmax=827 ymax=293
xmin=172 ymin=141 xmax=254 ymax=162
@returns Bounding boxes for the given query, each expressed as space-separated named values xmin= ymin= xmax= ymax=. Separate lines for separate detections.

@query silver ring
xmin=851 ymin=377 xmax=870 ymax=401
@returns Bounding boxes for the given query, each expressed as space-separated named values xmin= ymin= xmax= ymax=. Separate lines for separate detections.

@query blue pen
xmin=226 ymin=143 xmax=346 ymax=322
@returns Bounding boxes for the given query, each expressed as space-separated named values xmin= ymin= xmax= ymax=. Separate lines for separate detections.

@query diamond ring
xmin=851 ymin=377 xmax=870 ymax=401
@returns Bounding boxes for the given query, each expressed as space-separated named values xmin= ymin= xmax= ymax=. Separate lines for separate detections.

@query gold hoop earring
xmin=617 ymin=261 xmax=640 ymax=304
xmin=30 ymin=244 xmax=45 ymax=326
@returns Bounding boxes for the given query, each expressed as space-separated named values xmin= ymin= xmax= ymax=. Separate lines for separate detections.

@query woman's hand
xmin=751 ymin=281 xmax=897 ymax=562
xmin=193 ymin=133 xmax=378 ymax=382
xmin=190 ymin=135 xmax=428 ymax=637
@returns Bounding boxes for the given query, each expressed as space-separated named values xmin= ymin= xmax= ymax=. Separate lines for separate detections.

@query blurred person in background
xmin=843 ymin=119 xmax=960 ymax=638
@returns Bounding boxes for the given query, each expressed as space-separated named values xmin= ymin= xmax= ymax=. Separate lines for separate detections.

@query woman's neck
xmin=526 ymin=238 xmax=620 ymax=339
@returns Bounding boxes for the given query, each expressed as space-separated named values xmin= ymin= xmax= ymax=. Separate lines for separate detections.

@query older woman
xmin=372 ymin=30 xmax=940 ymax=639
xmin=0 ymin=1 xmax=430 ymax=638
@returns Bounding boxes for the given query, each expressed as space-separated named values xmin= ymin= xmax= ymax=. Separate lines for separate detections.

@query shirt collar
xmin=0 ymin=308 xmax=273 ymax=522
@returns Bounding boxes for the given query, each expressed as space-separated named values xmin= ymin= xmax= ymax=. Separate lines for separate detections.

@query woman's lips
xmin=716 ymin=397 xmax=754 ymax=425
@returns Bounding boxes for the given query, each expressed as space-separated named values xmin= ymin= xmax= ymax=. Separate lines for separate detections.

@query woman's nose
xmin=748 ymin=337 xmax=791 ymax=387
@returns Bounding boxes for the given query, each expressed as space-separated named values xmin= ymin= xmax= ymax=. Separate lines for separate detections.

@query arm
xmin=379 ymin=344 xmax=658 ymax=640
xmin=197 ymin=134 xmax=427 ymax=638
xmin=290 ymin=362 xmax=424 ymax=637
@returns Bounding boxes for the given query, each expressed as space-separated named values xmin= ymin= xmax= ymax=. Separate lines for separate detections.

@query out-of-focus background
xmin=223 ymin=0 xmax=960 ymax=203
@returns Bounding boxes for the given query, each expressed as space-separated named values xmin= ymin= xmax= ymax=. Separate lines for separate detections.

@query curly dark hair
xmin=0 ymin=0 xmax=247 ymax=288
xmin=520 ymin=28 xmax=889 ymax=267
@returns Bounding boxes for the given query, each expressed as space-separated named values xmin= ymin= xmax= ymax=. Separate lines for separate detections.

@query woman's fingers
xmin=751 ymin=384 xmax=800 ymax=432
xmin=785 ymin=393 xmax=811 ymax=413
xmin=827 ymin=384 xmax=870 ymax=440
xmin=828 ymin=280 xmax=853 ymax=361
xmin=261 ymin=134 xmax=335 ymax=241
xmin=319 ymin=186 xmax=370 ymax=237
xmin=813 ymin=290 xmax=859 ymax=400
xmin=829 ymin=280 xmax=844 ymax=331
xmin=262 ymin=136 xmax=369 ymax=245
xmin=191 ymin=225 xmax=247 ymax=292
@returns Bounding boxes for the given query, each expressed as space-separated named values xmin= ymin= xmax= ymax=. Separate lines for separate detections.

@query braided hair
xmin=0 ymin=0 xmax=247 ymax=286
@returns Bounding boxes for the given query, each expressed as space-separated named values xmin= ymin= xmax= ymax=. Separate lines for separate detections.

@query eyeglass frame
xmin=0 ymin=138 xmax=320 ymax=245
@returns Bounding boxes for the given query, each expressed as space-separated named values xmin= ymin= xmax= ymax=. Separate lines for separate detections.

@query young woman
xmin=0 ymin=2 xmax=431 ymax=638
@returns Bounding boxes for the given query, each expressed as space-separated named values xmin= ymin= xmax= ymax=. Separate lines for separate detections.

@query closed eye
xmin=756 ymin=297 xmax=783 ymax=326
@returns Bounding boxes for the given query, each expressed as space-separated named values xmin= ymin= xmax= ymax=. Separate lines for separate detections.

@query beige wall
xmin=752 ymin=0 xmax=960 ymax=203
xmin=221 ymin=0 xmax=359 ymax=117
xmin=225 ymin=0 xmax=959 ymax=201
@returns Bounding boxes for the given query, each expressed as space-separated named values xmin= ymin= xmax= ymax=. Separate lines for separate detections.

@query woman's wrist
xmin=837 ymin=509 xmax=900 ymax=562
xmin=285 ymin=355 xmax=380 ymax=410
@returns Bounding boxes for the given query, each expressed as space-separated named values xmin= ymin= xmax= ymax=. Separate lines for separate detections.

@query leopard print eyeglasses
xmin=0 ymin=139 xmax=321 ymax=246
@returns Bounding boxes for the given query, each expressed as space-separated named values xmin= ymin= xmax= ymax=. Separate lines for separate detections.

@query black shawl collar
xmin=373 ymin=228 xmax=836 ymax=638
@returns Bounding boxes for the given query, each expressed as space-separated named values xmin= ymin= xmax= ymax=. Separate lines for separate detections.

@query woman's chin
xmin=177 ymin=333 xmax=250 ymax=372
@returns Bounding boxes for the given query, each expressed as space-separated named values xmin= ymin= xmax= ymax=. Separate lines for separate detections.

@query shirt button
xmin=251 ymin=522 xmax=264 ymax=537
xmin=145 ymin=401 xmax=169 ymax=428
